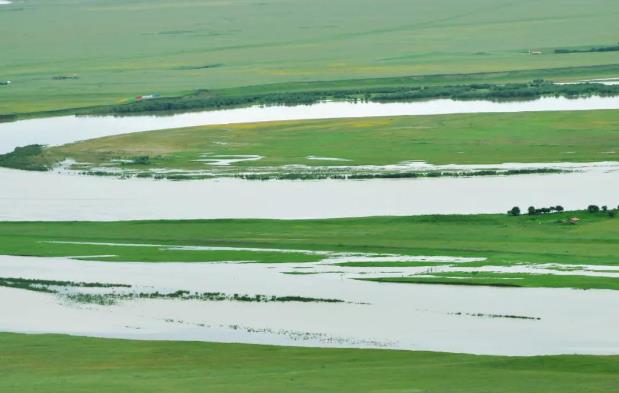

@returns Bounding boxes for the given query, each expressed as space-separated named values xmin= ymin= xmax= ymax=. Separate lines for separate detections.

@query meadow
xmin=367 ymin=272 xmax=619 ymax=291
xmin=1 ymin=211 xmax=617 ymax=267
xmin=1 ymin=333 xmax=618 ymax=393
xmin=8 ymin=110 xmax=619 ymax=176
xmin=2 ymin=0 xmax=619 ymax=114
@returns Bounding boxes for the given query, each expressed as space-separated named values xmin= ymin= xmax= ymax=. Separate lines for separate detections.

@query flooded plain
xmin=2 ymin=93 xmax=619 ymax=357
xmin=3 ymin=96 xmax=619 ymax=153
xmin=1 ymin=167 xmax=619 ymax=220
xmin=1 ymin=255 xmax=619 ymax=355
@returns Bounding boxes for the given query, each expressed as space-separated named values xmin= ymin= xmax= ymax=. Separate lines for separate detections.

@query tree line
xmin=508 ymin=204 xmax=617 ymax=217
xmin=555 ymin=43 xmax=619 ymax=54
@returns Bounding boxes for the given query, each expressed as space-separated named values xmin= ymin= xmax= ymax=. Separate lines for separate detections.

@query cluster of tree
xmin=587 ymin=205 xmax=617 ymax=217
xmin=86 ymin=80 xmax=619 ymax=116
xmin=0 ymin=144 xmax=48 ymax=171
xmin=555 ymin=43 xmax=619 ymax=54
xmin=508 ymin=205 xmax=564 ymax=216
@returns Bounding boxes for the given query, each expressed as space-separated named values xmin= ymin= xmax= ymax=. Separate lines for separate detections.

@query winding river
xmin=1 ymin=96 xmax=619 ymax=220
xmin=2 ymin=96 xmax=619 ymax=153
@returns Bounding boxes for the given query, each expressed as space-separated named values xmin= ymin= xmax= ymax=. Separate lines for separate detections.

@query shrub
xmin=132 ymin=156 xmax=151 ymax=165
xmin=587 ymin=205 xmax=600 ymax=213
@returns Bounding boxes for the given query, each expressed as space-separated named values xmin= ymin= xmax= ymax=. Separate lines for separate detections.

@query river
xmin=2 ymin=96 xmax=619 ymax=153
xmin=1 ymin=167 xmax=618 ymax=220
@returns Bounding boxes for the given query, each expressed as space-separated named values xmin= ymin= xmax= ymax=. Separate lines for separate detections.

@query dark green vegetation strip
xmin=0 ymin=211 xmax=617 ymax=266
xmin=365 ymin=272 xmax=619 ymax=291
xmin=1 ymin=333 xmax=619 ymax=393
xmin=337 ymin=261 xmax=456 ymax=268
xmin=0 ymin=277 xmax=130 ymax=293
xmin=0 ymin=277 xmax=344 ymax=305
xmin=555 ymin=44 xmax=619 ymax=54
xmin=81 ymin=80 xmax=619 ymax=116
xmin=66 ymin=291 xmax=343 ymax=306
xmin=5 ymin=110 xmax=619 ymax=174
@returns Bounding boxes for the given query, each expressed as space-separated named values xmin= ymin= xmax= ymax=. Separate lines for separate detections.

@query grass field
xmin=11 ymin=110 xmax=619 ymax=177
xmin=2 ymin=0 xmax=619 ymax=114
xmin=1 ymin=333 xmax=618 ymax=393
xmin=1 ymin=211 xmax=617 ymax=266
xmin=367 ymin=271 xmax=619 ymax=290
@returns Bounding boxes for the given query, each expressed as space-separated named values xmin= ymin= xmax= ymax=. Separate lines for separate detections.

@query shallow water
xmin=68 ymin=158 xmax=619 ymax=179
xmin=1 ymin=167 xmax=618 ymax=220
xmin=1 ymin=255 xmax=618 ymax=355
xmin=2 ymin=96 xmax=619 ymax=153
xmin=560 ymin=78 xmax=619 ymax=86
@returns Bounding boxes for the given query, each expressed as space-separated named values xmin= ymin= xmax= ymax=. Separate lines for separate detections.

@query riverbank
xmin=3 ymin=75 xmax=619 ymax=122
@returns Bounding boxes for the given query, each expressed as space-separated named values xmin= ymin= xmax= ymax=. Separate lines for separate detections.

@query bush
xmin=508 ymin=206 xmax=521 ymax=216
xmin=132 ymin=156 xmax=151 ymax=165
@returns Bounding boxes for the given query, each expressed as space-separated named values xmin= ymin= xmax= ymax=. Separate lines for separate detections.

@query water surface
xmin=1 ymin=167 xmax=618 ymax=221
xmin=1 ymin=255 xmax=618 ymax=355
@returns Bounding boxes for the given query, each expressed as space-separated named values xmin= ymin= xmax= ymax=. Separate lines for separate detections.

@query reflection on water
xmin=3 ymin=96 xmax=619 ymax=153
xmin=1 ymin=255 xmax=618 ymax=355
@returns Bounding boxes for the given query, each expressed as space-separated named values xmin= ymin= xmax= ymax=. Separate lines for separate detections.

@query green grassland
xmin=2 ymin=0 xmax=619 ymax=114
xmin=1 ymin=211 xmax=618 ymax=266
xmin=10 ymin=110 xmax=619 ymax=176
xmin=367 ymin=271 xmax=619 ymax=290
xmin=1 ymin=333 xmax=618 ymax=393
